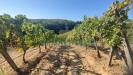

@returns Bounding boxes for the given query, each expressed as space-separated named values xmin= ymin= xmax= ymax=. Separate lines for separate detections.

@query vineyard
xmin=0 ymin=0 xmax=133 ymax=75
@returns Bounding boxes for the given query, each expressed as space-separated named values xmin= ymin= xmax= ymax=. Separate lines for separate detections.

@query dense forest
xmin=29 ymin=19 xmax=81 ymax=33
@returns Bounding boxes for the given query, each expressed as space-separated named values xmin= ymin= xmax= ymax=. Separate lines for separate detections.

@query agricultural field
xmin=0 ymin=0 xmax=133 ymax=75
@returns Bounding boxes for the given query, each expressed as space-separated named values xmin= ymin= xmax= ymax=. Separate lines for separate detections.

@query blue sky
xmin=0 ymin=0 xmax=132 ymax=21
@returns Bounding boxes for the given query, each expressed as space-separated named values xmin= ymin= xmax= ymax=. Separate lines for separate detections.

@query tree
xmin=99 ymin=1 xmax=133 ymax=74
xmin=80 ymin=17 xmax=101 ymax=57
xmin=14 ymin=14 xmax=29 ymax=63
xmin=0 ymin=14 xmax=22 ymax=74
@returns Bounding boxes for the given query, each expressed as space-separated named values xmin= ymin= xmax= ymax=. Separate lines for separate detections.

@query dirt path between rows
xmin=30 ymin=45 xmax=126 ymax=75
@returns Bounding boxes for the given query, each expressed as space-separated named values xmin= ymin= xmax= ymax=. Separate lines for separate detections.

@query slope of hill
xmin=29 ymin=19 xmax=81 ymax=33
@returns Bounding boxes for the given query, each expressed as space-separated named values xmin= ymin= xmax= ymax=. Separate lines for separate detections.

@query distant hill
xmin=29 ymin=19 xmax=81 ymax=33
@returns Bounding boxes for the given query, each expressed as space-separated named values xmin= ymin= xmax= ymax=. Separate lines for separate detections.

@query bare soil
xmin=0 ymin=45 xmax=126 ymax=75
